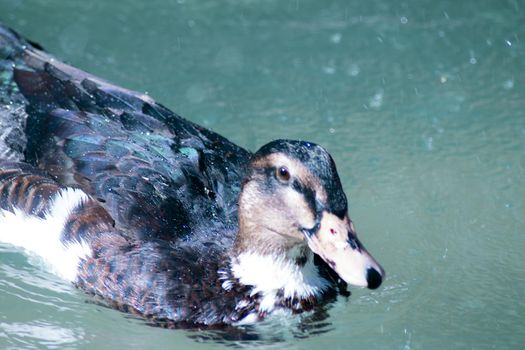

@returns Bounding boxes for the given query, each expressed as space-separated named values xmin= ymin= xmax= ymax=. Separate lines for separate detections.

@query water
xmin=0 ymin=0 xmax=524 ymax=348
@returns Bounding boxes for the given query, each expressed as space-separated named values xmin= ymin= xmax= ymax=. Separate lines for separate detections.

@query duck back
xmin=4 ymin=25 xmax=251 ymax=243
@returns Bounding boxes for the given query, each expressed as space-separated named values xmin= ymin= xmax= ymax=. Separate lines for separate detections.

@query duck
xmin=0 ymin=23 xmax=384 ymax=328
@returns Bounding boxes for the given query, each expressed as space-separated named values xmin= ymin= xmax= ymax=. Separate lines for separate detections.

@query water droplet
xmin=322 ymin=66 xmax=336 ymax=75
xmin=347 ymin=63 xmax=360 ymax=77
xmin=330 ymin=33 xmax=342 ymax=44
xmin=468 ymin=50 xmax=477 ymax=64
xmin=503 ymin=79 xmax=514 ymax=90
xmin=426 ymin=137 xmax=433 ymax=150
xmin=369 ymin=90 xmax=384 ymax=109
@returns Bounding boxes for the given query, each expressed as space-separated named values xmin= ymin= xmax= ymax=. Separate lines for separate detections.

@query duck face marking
xmin=245 ymin=152 xmax=325 ymax=243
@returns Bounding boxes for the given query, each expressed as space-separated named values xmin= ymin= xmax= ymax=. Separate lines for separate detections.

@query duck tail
xmin=0 ymin=23 xmax=39 ymax=161
xmin=0 ymin=160 xmax=114 ymax=281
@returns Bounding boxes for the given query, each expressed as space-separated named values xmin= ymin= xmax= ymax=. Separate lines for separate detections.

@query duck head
xmin=235 ymin=140 xmax=384 ymax=290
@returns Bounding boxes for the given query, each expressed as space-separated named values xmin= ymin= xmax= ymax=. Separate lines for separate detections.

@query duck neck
xmin=228 ymin=245 xmax=330 ymax=311
xmin=228 ymin=181 xmax=330 ymax=308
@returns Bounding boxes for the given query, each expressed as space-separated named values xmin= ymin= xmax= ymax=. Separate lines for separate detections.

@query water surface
xmin=0 ymin=0 xmax=524 ymax=349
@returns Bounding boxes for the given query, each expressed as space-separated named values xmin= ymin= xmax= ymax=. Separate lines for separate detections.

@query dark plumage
xmin=0 ymin=23 xmax=384 ymax=331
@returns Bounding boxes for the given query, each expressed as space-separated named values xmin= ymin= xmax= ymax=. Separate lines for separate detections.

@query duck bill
xmin=304 ymin=212 xmax=384 ymax=289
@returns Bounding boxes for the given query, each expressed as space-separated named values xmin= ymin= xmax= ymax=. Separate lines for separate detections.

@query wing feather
xmin=12 ymin=41 xmax=250 ymax=243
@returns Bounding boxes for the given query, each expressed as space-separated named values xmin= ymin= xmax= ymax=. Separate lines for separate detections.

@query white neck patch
xmin=230 ymin=249 xmax=330 ymax=312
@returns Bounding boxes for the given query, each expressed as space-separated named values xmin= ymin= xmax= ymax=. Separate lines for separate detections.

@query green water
xmin=1 ymin=0 xmax=524 ymax=349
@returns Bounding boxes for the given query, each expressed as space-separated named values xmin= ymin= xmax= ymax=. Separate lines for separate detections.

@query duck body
xmin=0 ymin=23 xmax=383 ymax=329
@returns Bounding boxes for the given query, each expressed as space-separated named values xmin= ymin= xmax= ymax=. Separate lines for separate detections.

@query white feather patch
xmin=0 ymin=188 xmax=92 ymax=282
xmin=231 ymin=250 xmax=329 ymax=313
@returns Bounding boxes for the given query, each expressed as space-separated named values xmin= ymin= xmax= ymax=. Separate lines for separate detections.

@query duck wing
xmin=0 ymin=161 xmax=250 ymax=326
xmin=9 ymin=35 xmax=250 ymax=242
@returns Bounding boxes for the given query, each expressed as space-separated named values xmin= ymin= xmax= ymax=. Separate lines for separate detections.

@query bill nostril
xmin=366 ymin=267 xmax=382 ymax=290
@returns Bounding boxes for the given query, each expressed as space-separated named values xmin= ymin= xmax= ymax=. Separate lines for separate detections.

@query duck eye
xmin=276 ymin=166 xmax=291 ymax=182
